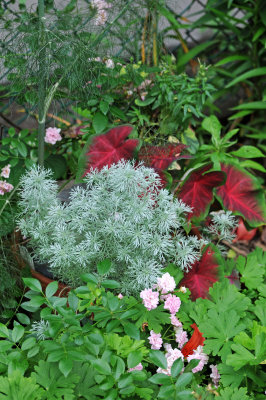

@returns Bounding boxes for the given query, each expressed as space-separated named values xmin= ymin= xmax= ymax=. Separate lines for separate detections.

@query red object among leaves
xmin=84 ymin=125 xmax=138 ymax=173
xmin=138 ymin=143 xmax=189 ymax=170
xmin=180 ymin=247 xmax=219 ymax=301
xmin=233 ymin=217 xmax=257 ymax=242
xmin=176 ymin=164 xmax=225 ymax=220
xmin=181 ymin=323 xmax=205 ymax=358
xmin=216 ymin=163 xmax=266 ymax=227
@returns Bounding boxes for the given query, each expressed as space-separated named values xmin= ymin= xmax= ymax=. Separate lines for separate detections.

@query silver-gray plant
xmin=17 ymin=160 xmax=204 ymax=294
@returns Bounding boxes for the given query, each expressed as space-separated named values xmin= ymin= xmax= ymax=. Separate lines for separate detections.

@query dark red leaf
xmin=84 ymin=125 xmax=138 ymax=173
xmin=176 ymin=164 xmax=225 ymax=220
xmin=181 ymin=323 xmax=205 ymax=358
xmin=216 ymin=163 xmax=266 ymax=226
xmin=138 ymin=143 xmax=189 ymax=170
xmin=233 ymin=218 xmax=257 ymax=242
xmin=180 ymin=247 xmax=219 ymax=301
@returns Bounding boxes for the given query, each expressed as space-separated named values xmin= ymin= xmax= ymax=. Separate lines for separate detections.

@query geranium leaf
xmin=84 ymin=125 xmax=138 ymax=173
xmin=176 ymin=164 xmax=225 ymax=221
xmin=138 ymin=143 xmax=189 ymax=171
xmin=180 ymin=246 xmax=219 ymax=300
xmin=215 ymin=163 xmax=266 ymax=227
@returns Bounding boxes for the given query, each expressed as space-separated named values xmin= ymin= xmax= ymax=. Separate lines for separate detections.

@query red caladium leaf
xmin=84 ymin=125 xmax=138 ymax=173
xmin=138 ymin=143 xmax=189 ymax=170
xmin=180 ymin=246 xmax=219 ymax=301
xmin=215 ymin=163 xmax=266 ymax=227
xmin=181 ymin=323 xmax=205 ymax=358
xmin=176 ymin=164 xmax=226 ymax=220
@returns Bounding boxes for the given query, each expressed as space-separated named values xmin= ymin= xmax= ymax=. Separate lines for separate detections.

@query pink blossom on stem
xmin=117 ymin=293 xmax=123 ymax=299
xmin=1 ymin=164 xmax=11 ymax=179
xmin=170 ymin=315 xmax=182 ymax=327
xmin=157 ymin=272 xmax=176 ymax=294
xmin=210 ymin=364 xmax=220 ymax=387
xmin=140 ymin=288 xmax=159 ymax=311
xmin=148 ymin=330 xmax=163 ymax=350
xmin=0 ymin=181 xmax=13 ymax=195
xmin=175 ymin=327 xmax=188 ymax=349
xmin=157 ymin=344 xmax=184 ymax=376
xmin=44 ymin=127 xmax=62 ymax=145
xmin=128 ymin=363 xmax=143 ymax=372
xmin=187 ymin=345 xmax=209 ymax=373
xmin=164 ymin=294 xmax=181 ymax=315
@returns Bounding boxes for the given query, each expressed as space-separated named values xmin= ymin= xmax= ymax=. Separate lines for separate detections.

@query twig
xmin=222 ymin=240 xmax=248 ymax=256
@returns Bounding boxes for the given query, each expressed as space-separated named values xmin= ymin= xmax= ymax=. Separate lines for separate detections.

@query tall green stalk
xmin=37 ymin=0 xmax=46 ymax=166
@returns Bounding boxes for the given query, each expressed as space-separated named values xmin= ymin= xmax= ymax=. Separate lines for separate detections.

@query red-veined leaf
xmin=84 ymin=125 xmax=138 ymax=173
xmin=138 ymin=143 xmax=189 ymax=170
xmin=215 ymin=163 xmax=266 ymax=227
xmin=180 ymin=246 xmax=219 ymax=301
xmin=233 ymin=218 xmax=257 ymax=242
xmin=176 ymin=164 xmax=225 ymax=220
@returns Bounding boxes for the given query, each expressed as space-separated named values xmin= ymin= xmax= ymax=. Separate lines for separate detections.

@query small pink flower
xmin=157 ymin=272 xmax=176 ymax=294
xmin=1 ymin=164 xmax=11 ymax=179
xmin=164 ymin=294 xmax=181 ymax=315
xmin=170 ymin=315 xmax=182 ymax=327
xmin=157 ymin=344 xmax=184 ymax=376
xmin=179 ymin=286 xmax=187 ymax=293
xmin=210 ymin=364 xmax=220 ymax=387
xmin=105 ymin=58 xmax=115 ymax=69
xmin=44 ymin=127 xmax=62 ymax=145
xmin=175 ymin=327 xmax=188 ymax=349
xmin=187 ymin=345 xmax=209 ymax=373
xmin=128 ymin=363 xmax=143 ymax=372
xmin=118 ymin=293 xmax=123 ymax=299
xmin=148 ymin=330 xmax=163 ymax=350
xmin=0 ymin=180 xmax=13 ymax=195
xmin=140 ymin=289 xmax=159 ymax=311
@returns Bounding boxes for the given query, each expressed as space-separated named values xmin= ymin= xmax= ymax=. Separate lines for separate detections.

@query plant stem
xmin=37 ymin=0 xmax=46 ymax=166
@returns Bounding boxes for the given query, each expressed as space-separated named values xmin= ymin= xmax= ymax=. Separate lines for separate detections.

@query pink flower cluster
xmin=91 ymin=0 xmax=111 ymax=26
xmin=157 ymin=343 xmax=184 ymax=376
xmin=0 ymin=180 xmax=13 ymax=196
xmin=164 ymin=294 xmax=181 ymax=315
xmin=0 ymin=164 xmax=13 ymax=195
xmin=1 ymin=164 xmax=11 ymax=179
xmin=210 ymin=364 xmax=220 ymax=387
xmin=175 ymin=327 xmax=188 ymax=348
xmin=187 ymin=346 xmax=209 ymax=373
xmin=157 ymin=272 xmax=176 ymax=293
xmin=148 ymin=331 xmax=163 ymax=350
xmin=140 ymin=288 xmax=159 ymax=311
xmin=44 ymin=127 xmax=62 ymax=145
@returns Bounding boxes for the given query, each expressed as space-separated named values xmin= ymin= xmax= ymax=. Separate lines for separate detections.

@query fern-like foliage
xmin=17 ymin=161 xmax=203 ymax=293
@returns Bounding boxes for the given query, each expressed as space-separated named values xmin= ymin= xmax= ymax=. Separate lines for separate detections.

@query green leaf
xmin=176 ymin=40 xmax=217 ymax=69
xmin=16 ymin=313 xmax=30 ymax=325
xmin=236 ymin=251 xmax=265 ymax=290
xmin=59 ymin=358 xmax=73 ymax=377
xmin=0 ymin=341 xmax=13 ymax=352
xmin=175 ymin=372 xmax=192 ymax=388
xmin=97 ymin=259 xmax=112 ymax=275
xmin=0 ymin=323 xmax=9 ymax=338
xmin=240 ymin=160 xmax=266 ymax=173
xmin=158 ymin=384 xmax=175 ymax=399
xmin=226 ymin=343 xmax=256 ymax=370
xmin=123 ymin=322 xmax=140 ymax=340
xmin=81 ymin=273 xmax=98 ymax=285
xmin=171 ymin=358 xmax=183 ymax=377
xmin=93 ymin=112 xmax=108 ymax=134
xmin=45 ymin=281 xmax=58 ymax=298
xmin=17 ymin=141 xmax=28 ymax=158
xmin=100 ymin=101 xmax=109 ymax=115
xmin=127 ymin=350 xmax=142 ymax=369
xmin=214 ymin=55 xmax=249 ymax=67
xmin=226 ymin=67 xmax=266 ymax=88
xmin=22 ymin=278 xmax=42 ymax=292
xmin=101 ymin=280 xmax=120 ymax=289
xmin=149 ymin=373 xmax=172 ymax=385
xmin=21 ymin=337 xmax=37 ymax=351
xmin=92 ymin=359 xmax=111 ymax=375
xmin=135 ymin=98 xmax=155 ymax=107
xmin=68 ymin=292 xmax=79 ymax=311
xmin=149 ymin=350 xmax=167 ymax=370
xmin=202 ymin=115 xmax=221 ymax=147
xmin=231 ymin=145 xmax=264 ymax=158
xmin=44 ymin=154 xmax=67 ymax=180
xmin=110 ymin=106 xmax=126 ymax=120
xmin=219 ymin=387 xmax=249 ymax=400
xmin=11 ymin=325 xmax=25 ymax=343
xmin=231 ymin=101 xmax=266 ymax=110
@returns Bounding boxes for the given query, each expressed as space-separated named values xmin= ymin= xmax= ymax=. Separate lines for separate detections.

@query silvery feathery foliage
xmin=203 ymin=211 xmax=237 ymax=255
xmin=17 ymin=161 xmax=202 ymax=294
xmin=30 ymin=320 xmax=50 ymax=341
